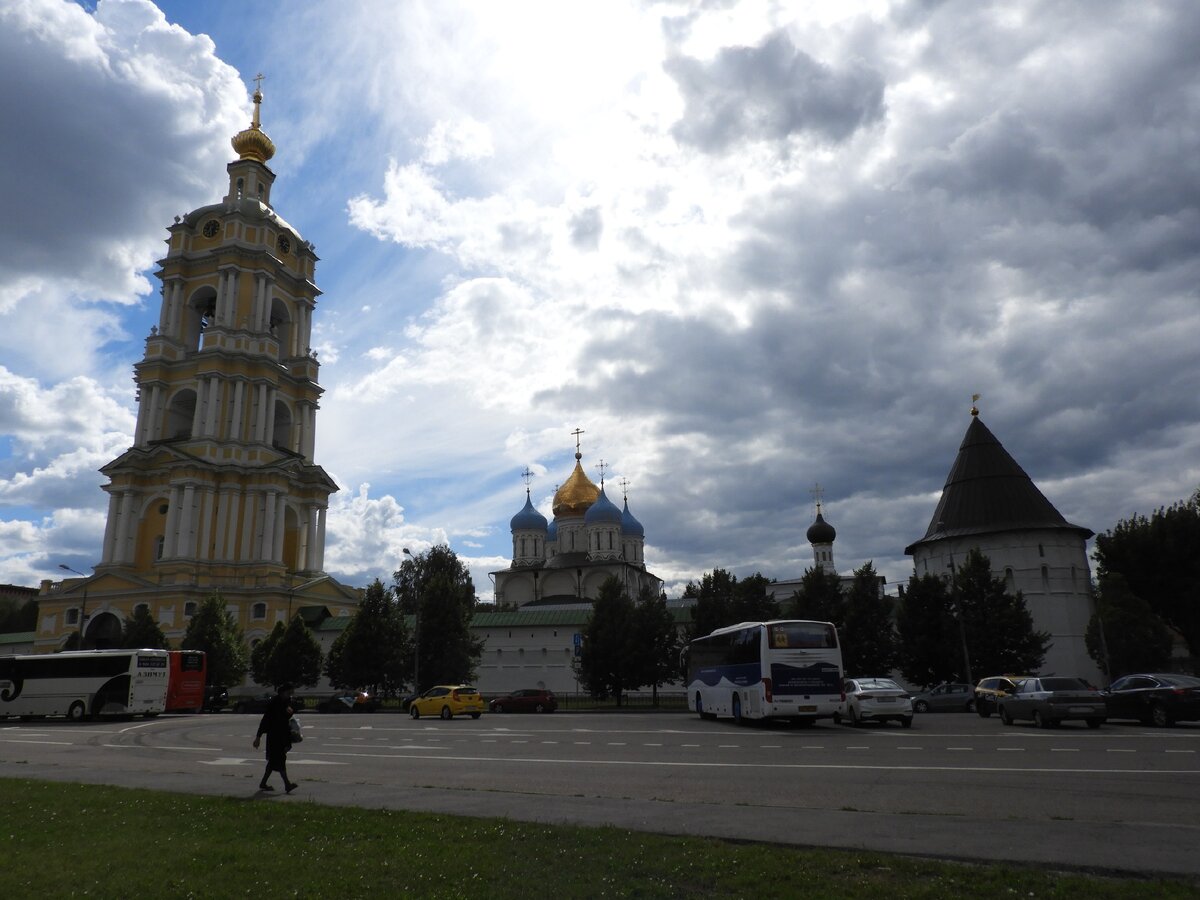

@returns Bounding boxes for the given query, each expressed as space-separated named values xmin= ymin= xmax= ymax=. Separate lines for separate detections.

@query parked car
xmin=203 ymin=685 xmax=228 ymax=712
xmin=409 ymin=685 xmax=485 ymax=720
xmin=911 ymin=682 xmax=975 ymax=713
xmin=231 ymin=692 xmax=275 ymax=714
xmin=998 ymin=677 xmax=1106 ymax=728
xmin=836 ymin=678 xmax=913 ymax=727
xmin=974 ymin=675 xmax=1031 ymax=718
xmin=489 ymin=689 xmax=557 ymax=714
xmin=316 ymin=691 xmax=381 ymax=714
xmin=1103 ymin=673 xmax=1200 ymax=727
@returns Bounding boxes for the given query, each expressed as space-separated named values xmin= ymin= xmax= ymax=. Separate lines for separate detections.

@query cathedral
xmin=36 ymin=84 xmax=360 ymax=652
xmin=491 ymin=433 xmax=663 ymax=608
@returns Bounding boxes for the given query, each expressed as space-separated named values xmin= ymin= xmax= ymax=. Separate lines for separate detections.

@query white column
xmin=240 ymin=490 xmax=256 ymax=561
xmin=141 ymin=384 xmax=161 ymax=443
xmin=191 ymin=379 xmax=206 ymax=437
xmin=254 ymin=384 xmax=268 ymax=442
xmin=304 ymin=505 xmax=318 ymax=570
xmin=264 ymin=388 xmax=277 ymax=446
xmin=116 ymin=490 xmax=138 ymax=564
xmin=179 ymin=484 xmax=196 ymax=559
xmin=204 ymin=375 xmax=220 ymax=436
xmin=198 ymin=488 xmax=215 ymax=560
xmin=225 ymin=270 xmax=238 ymax=326
xmin=100 ymin=492 xmax=120 ymax=564
xmin=273 ymin=494 xmax=287 ymax=564
xmin=163 ymin=485 xmax=182 ymax=558
xmin=260 ymin=490 xmax=276 ymax=561
xmin=229 ymin=381 xmax=244 ymax=442
xmin=315 ymin=506 xmax=327 ymax=571
xmin=133 ymin=387 xmax=149 ymax=446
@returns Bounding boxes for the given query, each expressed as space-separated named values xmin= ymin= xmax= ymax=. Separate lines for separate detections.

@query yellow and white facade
xmin=37 ymin=86 xmax=359 ymax=652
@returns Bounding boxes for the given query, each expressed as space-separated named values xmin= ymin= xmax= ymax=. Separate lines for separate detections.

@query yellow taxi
xmin=974 ymin=675 xmax=1034 ymax=718
xmin=409 ymin=685 xmax=485 ymax=720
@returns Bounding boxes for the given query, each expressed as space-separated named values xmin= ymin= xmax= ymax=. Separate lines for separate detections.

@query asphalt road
xmin=2 ymin=709 xmax=1198 ymax=878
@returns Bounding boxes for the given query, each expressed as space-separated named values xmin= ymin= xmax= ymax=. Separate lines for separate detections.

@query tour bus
xmin=0 ymin=649 xmax=170 ymax=720
xmin=685 ymin=620 xmax=843 ymax=724
xmin=165 ymin=650 xmax=206 ymax=713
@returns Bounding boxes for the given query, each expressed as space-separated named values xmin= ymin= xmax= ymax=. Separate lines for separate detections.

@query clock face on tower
xmin=202 ymin=219 xmax=219 ymax=238
xmin=278 ymin=235 xmax=291 ymax=254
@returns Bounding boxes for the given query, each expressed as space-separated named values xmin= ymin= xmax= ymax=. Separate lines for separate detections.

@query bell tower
xmin=36 ymin=80 xmax=359 ymax=653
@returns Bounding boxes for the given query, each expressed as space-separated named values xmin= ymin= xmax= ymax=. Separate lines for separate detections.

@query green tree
xmin=631 ymin=587 xmax=681 ymax=704
xmin=574 ymin=576 xmax=639 ymax=704
xmin=1086 ymin=573 xmax=1173 ymax=679
xmin=324 ymin=579 xmax=410 ymax=695
xmin=730 ymin=572 xmax=780 ymax=623
xmin=393 ymin=545 xmax=483 ymax=691
xmin=270 ymin=616 xmax=324 ymax=689
xmin=685 ymin=569 xmax=737 ymax=638
xmin=120 ymin=606 xmax=169 ymax=650
xmin=954 ymin=548 xmax=1050 ymax=679
xmin=0 ymin=597 xmax=38 ymax=634
xmin=896 ymin=573 xmax=960 ymax=686
xmin=786 ymin=566 xmax=845 ymax=631
xmin=181 ymin=593 xmax=249 ymax=688
xmin=839 ymin=562 xmax=896 ymax=677
xmin=250 ymin=621 xmax=286 ymax=686
xmin=1094 ymin=490 xmax=1200 ymax=664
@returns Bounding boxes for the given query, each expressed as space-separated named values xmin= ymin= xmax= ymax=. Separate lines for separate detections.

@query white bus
xmin=0 ymin=649 xmax=170 ymax=720
xmin=685 ymin=620 xmax=843 ymax=724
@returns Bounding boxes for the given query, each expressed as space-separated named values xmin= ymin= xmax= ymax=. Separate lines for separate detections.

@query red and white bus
xmin=165 ymin=650 xmax=206 ymax=713
xmin=0 ymin=649 xmax=169 ymax=720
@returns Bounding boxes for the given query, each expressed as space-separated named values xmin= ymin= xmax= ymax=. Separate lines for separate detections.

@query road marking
xmin=0 ymin=738 xmax=73 ymax=746
xmin=846 ymin=746 xmax=870 ymax=750
xmin=681 ymin=743 xmax=699 ymax=748
xmin=896 ymin=746 xmax=922 ymax=751
xmin=200 ymin=757 xmax=253 ymax=766
xmin=292 ymin=748 xmax=1200 ymax=776
xmin=997 ymin=748 xmax=1024 ymax=752
xmin=717 ymin=744 xmax=739 ymax=748
xmin=574 ymin=741 xmax=591 ymax=745
xmin=645 ymin=743 xmax=663 ymax=747
xmin=946 ymin=747 xmax=972 ymax=751
xmin=1050 ymin=748 xmax=1079 ymax=752
xmin=1107 ymin=749 xmax=1136 ymax=753
xmin=1167 ymin=750 xmax=1196 ymax=754
xmin=800 ymin=745 xmax=824 ymax=750
xmin=541 ymin=741 xmax=559 ymax=745
xmin=608 ymin=742 xmax=627 ymax=746
xmin=760 ymin=745 xmax=781 ymax=749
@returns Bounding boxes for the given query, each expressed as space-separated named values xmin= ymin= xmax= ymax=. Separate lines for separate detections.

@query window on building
xmin=66 ymin=608 xmax=79 ymax=625
xmin=184 ymin=601 xmax=197 ymax=617
xmin=252 ymin=602 xmax=267 ymax=620
xmin=1005 ymin=568 xmax=1015 ymax=593
xmin=1041 ymin=566 xmax=1050 ymax=592
xmin=155 ymin=535 xmax=165 ymax=560
xmin=134 ymin=603 xmax=149 ymax=617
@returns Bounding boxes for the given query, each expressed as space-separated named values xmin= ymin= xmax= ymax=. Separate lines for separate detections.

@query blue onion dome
xmin=621 ymin=498 xmax=644 ymax=537
xmin=806 ymin=510 xmax=836 ymax=544
xmin=546 ymin=519 xmax=558 ymax=542
xmin=585 ymin=485 xmax=623 ymax=525
xmin=510 ymin=492 xmax=548 ymax=532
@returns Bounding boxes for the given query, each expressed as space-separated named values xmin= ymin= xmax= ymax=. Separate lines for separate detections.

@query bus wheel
xmin=67 ymin=701 xmax=86 ymax=722
xmin=732 ymin=694 xmax=743 ymax=725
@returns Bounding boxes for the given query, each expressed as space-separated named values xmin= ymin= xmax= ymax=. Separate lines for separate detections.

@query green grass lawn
xmin=1 ymin=777 xmax=1191 ymax=899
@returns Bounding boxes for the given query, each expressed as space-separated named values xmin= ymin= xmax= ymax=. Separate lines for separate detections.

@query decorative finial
xmin=810 ymin=482 xmax=824 ymax=515
xmin=231 ymin=73 xmax=275 ymax=162
xmin=571 ymin=427 xmax=585 ymax=460
xmin=970 ymin=393 xmax=981 ymax=417
xmin=619 ymin=477 xmax=630 ymax=502
xmin=521 ymin=466 xmax=534 ymax=496
xmin=595 ymin=459 xmax=608 ymax=486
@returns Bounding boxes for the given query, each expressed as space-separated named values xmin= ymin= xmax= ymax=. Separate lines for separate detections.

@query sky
xmin=1 ymin=0 xmax=1199 ymax=602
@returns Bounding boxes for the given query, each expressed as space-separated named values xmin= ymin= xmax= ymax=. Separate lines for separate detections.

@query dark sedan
xmin=489 ymin=689 xmax=557 ymax=713
xmin=1104 ymin=673 xmax=1200 ymax=727
xmin=231 ymin=692 xmax=275 ymax=714
xmin=998 ymin=677 xmax=1106 ymax=728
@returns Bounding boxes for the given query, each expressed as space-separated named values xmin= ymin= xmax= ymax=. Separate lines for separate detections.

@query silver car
xmin=911 ymin=682 xmax=976 ymax=713
xmin=998 ymin=677 xmax=1106 ymax=729
xmin=837 ymin=677 xmax=914 ymax=728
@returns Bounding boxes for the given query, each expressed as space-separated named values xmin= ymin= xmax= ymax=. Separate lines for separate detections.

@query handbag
xmin=288 ymin=715 xmax=303 ymax=743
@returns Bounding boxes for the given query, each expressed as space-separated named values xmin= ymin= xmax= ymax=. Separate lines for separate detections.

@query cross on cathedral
xmin=619 ymin=477 xmax=630 ymax=501
xmin=254 ymin=72 xmax=265 ymax=91
xmin=571 ymin=428 xmax=585 ymax=454
xmin=521 ymin=466 xmax=535 ymax=491
xmin=595 ymin=459 xmax=608 ymax=485
xmin=810 ymin=482 xmax=824 ymax=514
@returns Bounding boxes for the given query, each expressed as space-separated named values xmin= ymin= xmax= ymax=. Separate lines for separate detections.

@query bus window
xmin=767 ymin=622 xmax=837 ymax=649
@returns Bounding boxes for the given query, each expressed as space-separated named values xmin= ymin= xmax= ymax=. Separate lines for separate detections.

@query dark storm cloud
xmin=546 ymin=4 xmax=1200 ymax=586
xmin=665 ymin=29 xmax=886 ymax=152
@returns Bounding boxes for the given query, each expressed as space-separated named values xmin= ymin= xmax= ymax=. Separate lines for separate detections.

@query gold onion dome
xmin=231 ymin=88 xmax=275 ymax=163
xmin=552 ymin=453 xmax=600 ymax=518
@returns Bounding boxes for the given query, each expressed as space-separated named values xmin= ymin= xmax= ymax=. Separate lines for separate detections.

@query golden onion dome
xmin=552 ymin=454 xmax=600 ymax=518
xmin=231 ymin=87 xmax=276 ymax=164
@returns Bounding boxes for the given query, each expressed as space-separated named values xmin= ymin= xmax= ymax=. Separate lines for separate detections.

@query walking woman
xmin=253 ymin=683 xmax=298 ymax=793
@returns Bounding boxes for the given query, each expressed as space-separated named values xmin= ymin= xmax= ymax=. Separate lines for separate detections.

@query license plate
xmin=1069 ymin=706 xmax=1093 ymax=714
xmin=798 ymin=705 xmax=816 ymax=712
xmin=878 ymin=697 xmax=895 ymax=702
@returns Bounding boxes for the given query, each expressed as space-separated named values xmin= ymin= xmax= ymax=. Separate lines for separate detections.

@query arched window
xmin=1041 ymin=566 xmax=1050 ymax=592
xmin=252 ymin=602 xmax=267 ymax=620
xmin=165 ymin=389 xmax=197 ymax=440
xmin=154 ymin=535 xmax=165 ymax=560
xmin=1004 ymin=567 xmax=1015 ymax=593
xmin=182 ymin=289 xmax=217 ymax=351
xmin=271 ymin=399 xmax=294 ymax=452
xmin=184 ymin=601 xmax=197 ymax=617
xmin=66 ymin=608 xmax=80 ymax=625
xmin=236 ymin=177 xmax=244 ymax=199
xmin=1038 ymin=543 xmax=1045 ymax=558
xmin=133 ymin=603 xmax=149 ymax=617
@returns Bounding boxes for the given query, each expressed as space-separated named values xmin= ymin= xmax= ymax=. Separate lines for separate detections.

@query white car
xmin=837 ymin=677 xmax=914 ymax=728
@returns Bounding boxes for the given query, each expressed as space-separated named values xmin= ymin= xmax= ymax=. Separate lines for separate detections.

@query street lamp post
xmin=58 ymin=564 xmax=90 ymax=650
xmin=403 ymin=548 xmax=419 ymax=694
